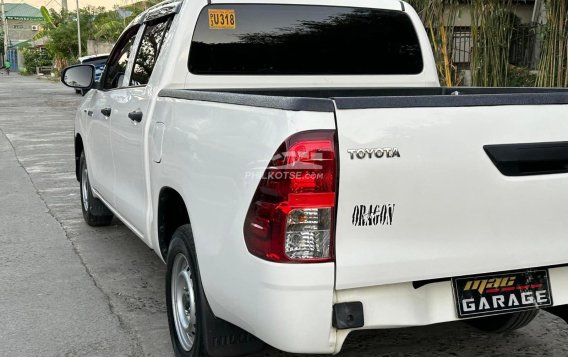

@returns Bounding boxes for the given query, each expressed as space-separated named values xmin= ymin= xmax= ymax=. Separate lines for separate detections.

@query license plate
xmin=452 ymin=269 xmax=552 ymax=318
xmin=208 ymin=9 xmax=236 ymax=30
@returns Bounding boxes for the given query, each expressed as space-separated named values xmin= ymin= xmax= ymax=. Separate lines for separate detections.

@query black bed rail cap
xmin=158 ymin=89 xmax=335 ymax=112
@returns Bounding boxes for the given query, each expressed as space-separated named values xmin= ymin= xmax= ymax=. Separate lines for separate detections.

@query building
xmin=453 ymin=0 xmax=537 ymax=27
xmin=1 ymin=3 xmax=43 ymax=71
xmin=451 ymin=0 xmax=540 ymax=68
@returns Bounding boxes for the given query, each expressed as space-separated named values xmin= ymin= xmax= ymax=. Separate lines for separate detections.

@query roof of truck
xmin=133 ymin=0 xmax=406 ymax=28
xmin=209 ymin=0 xmax=405 ymax=11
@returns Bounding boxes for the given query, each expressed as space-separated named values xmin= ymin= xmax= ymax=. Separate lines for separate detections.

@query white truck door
xmin=83 ymin=90 xmax=113 ymax=201
xmin=89 ymin=26 xmax=140 ymax=203
xmin=110 ymin=18 xmax=173 ymax=238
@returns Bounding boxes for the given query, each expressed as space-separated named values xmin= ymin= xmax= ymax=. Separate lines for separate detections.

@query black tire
xmin=79 ymin=151 xmax=113 ymax=226
xmin=166 ymin=225 xmax=206 ymax=357
xmin=466 ymin=309 xmax=539 ymax=333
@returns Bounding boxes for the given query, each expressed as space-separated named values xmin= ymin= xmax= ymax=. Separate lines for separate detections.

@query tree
xmin=35 ymin=0 xmax=164 ymax=70
xmin=470 ymin=0 xmax=516 ymax=87
xmin=22 ymin=47 xmax=52 ymax=74
xmin=35 ymin=7 xmax=101 ymax=69
xmin=92 ymin=10 xmax=125 ymax=41
xmin=536 ymin=0 xmax=568 ymax=87
xmin=92 ymin=0 xmax=163 ymax=41
xmin=406 ymin=0 xmax=460 ymax=86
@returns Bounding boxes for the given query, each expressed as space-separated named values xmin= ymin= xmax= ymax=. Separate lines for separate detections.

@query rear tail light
xmin=244 ymin=130 xmax=337 ymax=263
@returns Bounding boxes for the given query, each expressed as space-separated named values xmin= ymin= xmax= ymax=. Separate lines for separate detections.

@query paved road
xmin=1 ymin=74 xmax=568 ymax=357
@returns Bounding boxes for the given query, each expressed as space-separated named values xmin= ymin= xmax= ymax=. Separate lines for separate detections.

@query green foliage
xmin=92 ymin=11 xmax=127 ymax=41
xmin=18 ymin=42 xmax=32 ymax=50
xmin=470 ymin=0 xmax=516 ymax=87
xmin=33 ymin=1 xmax=164 ymax=70
xmin=35 ymin=7 xmax=103 ymax=69
xmin=507 ymin=65 xmax=537 ymax=87
xmin=40 ymin=6 xmax=56 ymax=29
xmin=536 ymin=0 xmax=568 ymax=87
xmin=94 ymin=0 xmax=163 ymax=41
xmin=22 ymin=48 xmax=53 ymax=74
xmin=406 ymin=0 xmax=460 ymax=86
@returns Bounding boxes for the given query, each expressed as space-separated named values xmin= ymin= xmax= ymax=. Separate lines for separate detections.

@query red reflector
xmin=288 ymin=193 xmax=335 ymax=207
xmin=247 ymin=215 xmax=271 ymax=240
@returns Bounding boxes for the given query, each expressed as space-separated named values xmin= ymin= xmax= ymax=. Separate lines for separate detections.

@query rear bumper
xmin=221 ymin=263 xmax=568 ymax=354
xmin=207 ymin=258 xmax=337 ymax=354
xmin=334 ymin=265 xmax=568 ymax=352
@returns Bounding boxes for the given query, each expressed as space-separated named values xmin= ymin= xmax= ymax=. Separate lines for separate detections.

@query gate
xmin=7 ymin=48 xmax=18 ymax=71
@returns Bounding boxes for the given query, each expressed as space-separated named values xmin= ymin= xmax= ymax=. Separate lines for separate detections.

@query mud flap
xmin=199 ymin=287 xmax=265 ymax=356
xmin=545 ymin=305 xmax=568 ymax=324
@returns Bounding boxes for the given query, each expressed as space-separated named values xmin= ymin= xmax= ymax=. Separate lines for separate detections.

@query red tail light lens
xmin=243 ymin=130 xmax=336 ymax=263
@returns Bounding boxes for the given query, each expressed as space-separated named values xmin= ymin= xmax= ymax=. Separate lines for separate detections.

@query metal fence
xmin=452 ymin=27 xmax=472 ymax=65
xmin=509 ymin=23 xmax=540 ymax=69
xmin=450 ymin=23 xmax=541 ymax=70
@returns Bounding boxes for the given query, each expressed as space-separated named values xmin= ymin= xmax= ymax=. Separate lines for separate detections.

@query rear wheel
xmin=166 ymin=225 xmax=205 ymax=356
xmin=466 ymin=309 xmax=539 ymax=333
xmin=165 ymin=225 xmax=267 ymax=356
xmin=80 ymin=151 xmax=113 ymax=226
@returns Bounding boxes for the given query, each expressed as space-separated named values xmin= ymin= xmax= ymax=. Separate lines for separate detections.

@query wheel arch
xmin=158 ymin=186 xmax=190 ymax=260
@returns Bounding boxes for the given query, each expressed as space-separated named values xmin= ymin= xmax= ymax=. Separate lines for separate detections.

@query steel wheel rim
xmin=171 ymin=253 xmax=197 ymax=351
xmin=81 ymin=165 xmax=89 ymax=212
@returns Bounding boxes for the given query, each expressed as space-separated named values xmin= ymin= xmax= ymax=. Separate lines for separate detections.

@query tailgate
xmin=333 ymin=95 xmax=568 ymax=290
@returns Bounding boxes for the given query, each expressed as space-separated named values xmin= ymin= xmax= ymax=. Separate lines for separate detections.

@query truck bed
xmin=160 ymin=86 xmax=568 ymax=290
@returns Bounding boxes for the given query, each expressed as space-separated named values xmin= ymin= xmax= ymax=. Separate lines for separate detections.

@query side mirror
xmin=61 ymin=64 xmax=95 ymax=89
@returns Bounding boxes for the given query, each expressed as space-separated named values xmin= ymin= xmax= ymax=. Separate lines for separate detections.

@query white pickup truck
xmin=62 ymin=0 xmax=568 ymax=355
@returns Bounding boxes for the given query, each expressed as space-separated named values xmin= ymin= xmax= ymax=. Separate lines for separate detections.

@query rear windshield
xmin=188 ymin=5 xmax=423 ymax=75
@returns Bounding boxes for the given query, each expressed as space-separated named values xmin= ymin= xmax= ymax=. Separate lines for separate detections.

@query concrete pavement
xmin=0 ymin=74 xmax=169 ymax=356
xmin=0 ymin=81 xmax=142 ymax=354
xmin=1 ymin=73 xmax=568 ymax=357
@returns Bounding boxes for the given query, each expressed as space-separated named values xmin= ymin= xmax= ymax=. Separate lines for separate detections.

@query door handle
xmin=83 ymin=109 xmax=94 ymax=117
xmin=101 ymin=108 xmax=112 ymax=117
xmin=128 ymin=110 xmax=143 ymax=123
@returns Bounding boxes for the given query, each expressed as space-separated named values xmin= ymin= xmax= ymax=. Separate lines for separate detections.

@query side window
xmin=102 ymin=26 xmax=139 ymax=90
xmin=130 ymin=18 xmax=172 ymax=86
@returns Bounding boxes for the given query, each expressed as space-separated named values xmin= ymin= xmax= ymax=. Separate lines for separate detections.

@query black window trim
xmin=143 ymin=0 xmax=181 ymax=24
xmin=100 ymin=25 xmax=141 ymax=92
xmin=129 ymin=15 xmax=174 ymax=87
